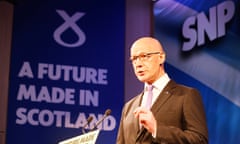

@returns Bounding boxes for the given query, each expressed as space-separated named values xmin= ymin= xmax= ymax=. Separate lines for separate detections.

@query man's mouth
xmin=137 ymin=70 xmax=144 ymax=76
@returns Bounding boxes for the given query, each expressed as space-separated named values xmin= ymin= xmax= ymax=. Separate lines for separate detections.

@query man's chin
xmin=137 ymin=77 xmax=147 ymax=82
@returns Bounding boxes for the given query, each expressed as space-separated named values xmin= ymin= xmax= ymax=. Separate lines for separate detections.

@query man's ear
xmin=159 ymin=53 xmax=166 ymax=64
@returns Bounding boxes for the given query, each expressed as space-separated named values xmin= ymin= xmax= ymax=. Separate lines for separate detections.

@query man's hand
xmin=133 ymin=107 xmax=157 ymax=135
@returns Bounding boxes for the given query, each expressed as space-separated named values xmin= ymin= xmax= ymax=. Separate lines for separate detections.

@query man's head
xmin=130 ymin=37 xmax=166 ymax=84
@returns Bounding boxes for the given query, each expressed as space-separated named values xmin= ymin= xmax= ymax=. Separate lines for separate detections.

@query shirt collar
xmin=145 ymin=73 xmax=170 ymax=91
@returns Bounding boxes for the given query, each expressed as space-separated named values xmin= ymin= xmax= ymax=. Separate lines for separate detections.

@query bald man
xmin=116 ymin=37 xmax=208 ymax=144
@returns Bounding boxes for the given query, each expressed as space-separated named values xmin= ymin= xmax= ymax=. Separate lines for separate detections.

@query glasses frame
xmin=130 ymin=52 xmax=161 ymax=63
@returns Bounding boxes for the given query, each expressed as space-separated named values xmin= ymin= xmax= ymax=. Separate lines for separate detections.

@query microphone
xmin=90 ymin=109 xmax=112 ymax=131
xmin=81 ymin=116 xmax=93 ymax=134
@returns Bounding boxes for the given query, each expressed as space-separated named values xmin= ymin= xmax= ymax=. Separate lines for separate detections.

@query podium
xmin=58 ymin=129 xmax=100 ymax=144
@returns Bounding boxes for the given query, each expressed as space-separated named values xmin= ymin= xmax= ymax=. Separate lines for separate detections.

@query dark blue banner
xmin=7 ymin=0 xmax=125 ymax=144
xmin=154 ymin=0 xmax=240 ymax=143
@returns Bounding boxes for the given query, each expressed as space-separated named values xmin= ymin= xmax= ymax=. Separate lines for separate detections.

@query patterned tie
xmin=145 ymin=85 xmax=153 ymax=109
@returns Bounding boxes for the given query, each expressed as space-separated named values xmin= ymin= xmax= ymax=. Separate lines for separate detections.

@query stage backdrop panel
xmin=154 ymin=0 xmax=240 ymax=144
xmin=6 ymin=0 xmax=125 ymax=144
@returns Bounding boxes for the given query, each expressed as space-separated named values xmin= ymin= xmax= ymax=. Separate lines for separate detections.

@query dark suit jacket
xmin=117 ymin=80 xmax=208 ymax=144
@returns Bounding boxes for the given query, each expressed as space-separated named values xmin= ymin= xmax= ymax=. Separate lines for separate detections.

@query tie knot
xmin=146 ymin=85 xmax=153 ymax=92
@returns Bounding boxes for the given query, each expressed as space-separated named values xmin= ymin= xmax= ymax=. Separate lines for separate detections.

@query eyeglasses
xmin=130 ymin=52 xmax=161 ymax=63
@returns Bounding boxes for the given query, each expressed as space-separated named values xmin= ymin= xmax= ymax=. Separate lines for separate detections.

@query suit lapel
xmin=133 ymin=92 xmax=144 ymax=131
xmin=151 ymin=80 xmax=176 ymax=114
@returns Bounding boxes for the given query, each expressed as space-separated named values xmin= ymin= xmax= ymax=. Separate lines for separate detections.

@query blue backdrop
xmin=6 ymin=0 xmax=125 ymax=144
xmin=154 ymin=0 xmax=240 ymax=143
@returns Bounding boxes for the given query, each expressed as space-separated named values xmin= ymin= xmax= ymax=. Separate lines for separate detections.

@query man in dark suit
xmin=116 ymin=37 xmax=208 ymax=144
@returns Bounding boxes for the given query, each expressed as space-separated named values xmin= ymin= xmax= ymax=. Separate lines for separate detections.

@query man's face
xmin=130 ymin=44 xmax=164 ymax=84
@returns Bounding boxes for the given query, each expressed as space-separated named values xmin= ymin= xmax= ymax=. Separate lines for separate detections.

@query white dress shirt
xmin=141 ymin=73 xmax=170 ymax=108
